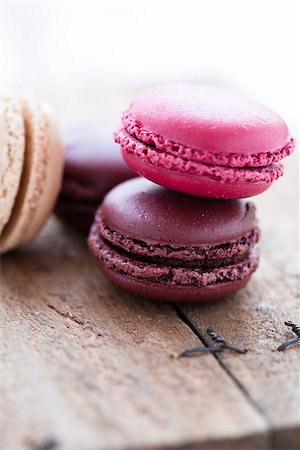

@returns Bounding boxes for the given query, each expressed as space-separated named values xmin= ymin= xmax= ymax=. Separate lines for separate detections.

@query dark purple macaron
xmin=88 ymin=178 xmax=260 ymax=302
xmin=55 ymin=121 xmax=136 ymax=231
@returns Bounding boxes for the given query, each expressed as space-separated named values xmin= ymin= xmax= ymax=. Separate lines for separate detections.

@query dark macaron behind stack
xmin=55 ymin=122 xmax=136 ymax=231
xmin=88 ymin=178 xmax=260 ymax=302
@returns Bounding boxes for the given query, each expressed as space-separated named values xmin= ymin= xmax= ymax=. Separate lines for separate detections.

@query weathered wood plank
xmin=0 ymin=218 xmax=268 ymax=450
xmin=178 ymin=159 xmax=300 ymax=449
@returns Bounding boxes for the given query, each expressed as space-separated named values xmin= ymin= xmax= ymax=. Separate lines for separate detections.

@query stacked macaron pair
xmin=88 ymin=85 xmax=294 ymax=302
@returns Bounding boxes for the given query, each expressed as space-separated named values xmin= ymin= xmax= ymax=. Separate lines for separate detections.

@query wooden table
xmin=1 ymin=139 xmax=299 ymax=449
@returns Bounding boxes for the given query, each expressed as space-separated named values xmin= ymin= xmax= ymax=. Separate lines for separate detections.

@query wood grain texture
xmin=1 ymin=219 xmax=267 ymax=450
xmin=178 ymin=159 xmax=300 ymax=449
xmin=0 ymin=139 xmax=298 ymax=450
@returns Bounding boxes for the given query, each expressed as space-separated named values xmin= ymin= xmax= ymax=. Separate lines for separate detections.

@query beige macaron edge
xmin=0 ymin=91 xmax=25 ymax=234
xmin=0 ymin=94 xmax=64 ymax=253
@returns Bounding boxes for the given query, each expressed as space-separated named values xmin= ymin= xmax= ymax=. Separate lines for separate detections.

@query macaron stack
xmin=0 ymin=91 xmax=64 ymax=253
xmin=88 ymin=85 xmax=294 ymax=302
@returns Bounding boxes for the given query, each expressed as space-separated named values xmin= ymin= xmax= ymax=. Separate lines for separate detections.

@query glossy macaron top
xmin=124 ymin=84 xmax=291 ymax=156
xmin=100 ymin=178 xmax=257 ymax=247
xmin=62 ymin=122 xmax=135 ymax=200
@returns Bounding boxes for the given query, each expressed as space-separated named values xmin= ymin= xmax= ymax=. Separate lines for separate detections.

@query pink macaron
xmin=115 ymin=85 xmax=294 ymax=199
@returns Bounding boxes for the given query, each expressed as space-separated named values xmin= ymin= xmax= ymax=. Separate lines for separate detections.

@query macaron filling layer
xmin=88 ymin=212 xmax=259 ymax=288
xmin=97 ymin=215 xmax=260 ymax=264
xmin=115 ymin=127 xmax=285 ymax=184
xmin=121 ymin=111 xmax=294 ymax=168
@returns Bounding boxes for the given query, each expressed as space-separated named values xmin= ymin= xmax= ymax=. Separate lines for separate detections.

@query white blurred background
xmin=0 ymin=0 xmax=298 ymax=134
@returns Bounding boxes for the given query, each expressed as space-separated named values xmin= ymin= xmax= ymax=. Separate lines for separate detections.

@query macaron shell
xmin=100 ymin=178 xmax=257 ymax=247
xmin=0 ymin=92 xmax=25 ymax=234
xmin=129 ymin=85 xmax=290 ymax=155
xmin=98 ymin=211 xmax=259 ymax=263
xmin=0 ymin=95 xmax=64 ymax=252
xmin=90 ymin=225 xmax=259 ymax=286
xmin=94 ymin=255 xmax=252 ymax=302
xmin=122 ymin=136 xmax=283 ymax=199
xmin=122 ymin=111 xmax=294 ymax=168
xmin=89 ymin=212 xmax=259 ymax=302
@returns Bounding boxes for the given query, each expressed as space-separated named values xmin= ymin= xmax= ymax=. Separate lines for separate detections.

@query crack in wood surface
xmin=46 ymin=302 xmax=103 ymax=337
xmin=46 ymin=303 xmax=86 ymax=326
xmin=173 ymin=303 xmax=272 ymax=425
xmin=173 ymin=302 xmax=300 ymax=450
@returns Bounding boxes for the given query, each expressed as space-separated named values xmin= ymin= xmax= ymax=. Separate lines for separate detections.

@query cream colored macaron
xmin=0 ymin=92 xmax=25 ymax=235
xmin=0 ymin=92 xmax=64 ymax=253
